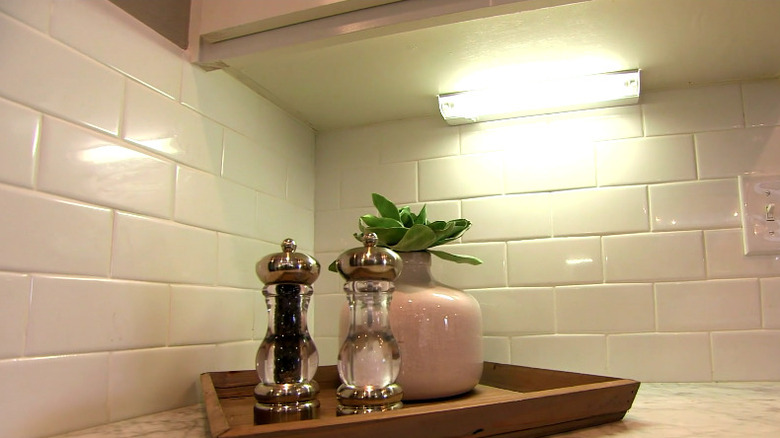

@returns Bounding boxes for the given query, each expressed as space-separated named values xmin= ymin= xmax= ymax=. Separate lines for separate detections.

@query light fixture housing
xmin=438 ymin=69 xmax=640 ymax=125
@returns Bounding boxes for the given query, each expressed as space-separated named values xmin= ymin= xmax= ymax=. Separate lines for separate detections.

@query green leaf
xmin=362 ymin=227 xmax=408 ymax=246
xmin=390 ymin=224 xmax=438 ymax=252
xmin=399 ymin=206 xmax=414 ymax=227
xmin=428 ymin=249 xmax=483 ymax=265
xmin=372 ymin=193 xmax=401 ymax=222
xmin=360 ymin=214 xmax=404 ymax=228
xmin=414 ymin=204 xmax=428 ymax=225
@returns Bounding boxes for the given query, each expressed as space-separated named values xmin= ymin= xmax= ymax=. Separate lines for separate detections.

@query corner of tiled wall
xmin=0 ymin=1 xmax=315 ymax=436
xmin=314 ymin=78 xmax=780 ymax=385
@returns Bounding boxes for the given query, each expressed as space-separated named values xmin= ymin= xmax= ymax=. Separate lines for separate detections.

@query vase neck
xmin=396 ymin=252 xmax=434 ymax=286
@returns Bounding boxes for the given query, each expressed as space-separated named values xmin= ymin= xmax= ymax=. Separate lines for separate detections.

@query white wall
xmin=314 ymin=79 xmax=780 ymax=383
xmin=0 ymin=1 xmax=315 ymax=437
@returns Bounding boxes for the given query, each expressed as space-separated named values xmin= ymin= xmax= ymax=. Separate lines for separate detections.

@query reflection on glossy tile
xmin=0 ymin=185 xmax=112 ymax=275
xmin=0 ymin=354 xmax=109 ymax=437
xmin=743 ymin=78 xmax=780 ymax=127
xmin=419 ymin=153 xmax=503 ymax=201
xmin=762 ymin=278 xmax=780 ymax=329
xmin=649 ymin=179 xmax=740 ymax=231
xmin=26 ymin=276 xmax=169 ymax=355
xmin=504 ymin=141 xmax=596 ymax=194
xmin=603 ymin=231 xmax=705 ymax=282
xmin=471 ymin=287 xmax=554 ymax=335
xmin=511 ymin=334 xmax=607 ymax=376
xmin=0 ymin=13 xmax=123 ymax=134
xmin=378 ymin=116 xmax=459 ymax=163
xmin=695 ymin=126 xmax=780 ymax=178
xmin=38 ymin=117 xmax=175 ymax=218
xmin=508 ymin=237 xmax=602 ymax=286
xmin=556 ymin=283 xmax=654 ymax=333
xmin=552 ymin=186 xmax=648 ymax=236
xmin=0 ymin=97 xmax=39 ymax=188
xmin=462 ymin=194 xmax=551 ymax=241
xmin=169 ymin=285 xmax=254 ymax=345
xmin=643 ymin=84 xmax=744 ymax=136
xmin=608 ymin=333 xmax=712 ymax=382
xmin=597 ymin=134 xmax=696 ymax=186
xmin=0 ymin=272 xmax=30 ymax=359
xmin=712 ymin=331 xmax=780 ymax=380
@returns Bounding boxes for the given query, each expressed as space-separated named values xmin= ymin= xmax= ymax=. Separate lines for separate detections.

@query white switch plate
xmin=738 ymin=174 xmax=780 ymax=255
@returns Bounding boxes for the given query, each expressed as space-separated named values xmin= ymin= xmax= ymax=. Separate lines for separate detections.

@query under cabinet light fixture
xmin=438 ymin=69 xmax=640 ymax=125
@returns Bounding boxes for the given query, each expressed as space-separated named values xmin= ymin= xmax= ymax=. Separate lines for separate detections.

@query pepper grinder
xmin=334 ymin=233 xmax=404 ymax=415
xmin=254 ymin=238 xmax=320 ymax=424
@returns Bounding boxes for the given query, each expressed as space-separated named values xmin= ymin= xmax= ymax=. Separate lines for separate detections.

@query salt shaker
xmin=254 ymin=239 xmax=320 ymax=424
xmin=334 ymin=233 xmax=404 ymax=415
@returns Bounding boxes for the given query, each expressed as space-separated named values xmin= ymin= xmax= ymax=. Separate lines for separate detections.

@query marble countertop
xmin=55 ymin=382 xmax=780 ymax=438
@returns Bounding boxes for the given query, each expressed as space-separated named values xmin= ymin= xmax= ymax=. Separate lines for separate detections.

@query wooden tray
xmin=201 ymin=363 xmax=639 ymax=438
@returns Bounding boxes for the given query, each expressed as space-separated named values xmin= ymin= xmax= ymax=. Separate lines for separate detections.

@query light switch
xmin=738 ymin=174 xmax=780 ymax=255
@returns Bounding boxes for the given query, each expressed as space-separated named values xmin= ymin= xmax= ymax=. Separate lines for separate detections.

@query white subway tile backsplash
xmin=608 ymin=333 xmax=712 ymax=382
xmin=108 ymin=346 xmax=215 ymax=421
xmin=0 ymin=185 xmax=113 ymax=276
xmin=217 ymin=234 xmax=275 ymax=289
xmin=704 ymin=229 xmax=780 ymax=278
xmin=462 ymin=194 xmax=551 ymax=241
xmin=695 ymin=126 xmax=780 ymax=178
xmin=504 ymin=141 xmax=596 ymax=194
xmin=0 ymin=12 xmax=123 ymax=134
xmin=314 ymin=336 xmax=340 ymax=366
xmin=314 ymin=167 xmax=341 ymax=212
xmin=556 ymin=283 xmax=654 ymax=333
xmin=0 ymin=0 xmax=51 ymax=31
xmin=655 ymin=279 xmax=761 ymax=332
xmin=26 ymin=276 xmax=169 ymax=355
xmin=596 ymin=134 xmax=696 ymax=186
xmin=169 ymin=285 xmax=254 ymax=345
xmin=377 ymin=116 xmax=459 ymax=163
xmin=0 ymin=272 xmax=30 ymax=359
xmin=643 ymin=84 xmax=744 ymax=136
xmin=112 ymin=212 xmax=218 ymax=284
xmin=175 ymin=166 xmax=257 ymax=236
xmin=340 ymin=162 xmax=417 ymax=208
xmin=123 ymin=81 xmax=223 ymax=174
xmin=482 ymin=336 xmax=511 ymax=363
xmin=214 ymin=341 xmax=261 ymax=372
xmin=0 ymin=97 xmax=39 ymax=188
xmin=222 ymin=129 xmax=287 ymax=195
xmin=254 ymin=291 xmax=268 ymax=340
xmin=508 ymin=237 xmax=602 ymax=286
xmin=649 ymin=179 xmax=740 ymax=231
xmin=551 ymin=186 xmax=649 ymax=236
xmin=742 ymin=78 xmax=780 ymax=127
xmin=38 ymin=117 xmax=175 ymax=218
xmin=431 ymin=242 xmax=506 ymax=289
xmin=711 ymin=331 xmax=780 ymax=381
xmin=511 ymin=334 xmax=607 ymax=376
xmin=471 ymin=288 xmax=554 ymax=335
xmin=315 ymin=207 xmax=372 ymax=252
xmin=287 ymin=158 xmax=317 ymax=210
xmin=312 ymin=293 xmax=345 ymax=338
xmin=603 ymin=231 xmax=705 ymax=282
xmin=762 ymin=278 xmax=780 ymax=329
xmin=419 ymin=153 xmax=504 ymax=201
xmin=257 ymin=193 xmax=315 ymax=250
xmin=0 ymin=353 xmax=109 ymax=438
xmin=315 ymin=126 xmax=381 ymax=172
xmin=50 ymin=0 xmax=183 ymax=99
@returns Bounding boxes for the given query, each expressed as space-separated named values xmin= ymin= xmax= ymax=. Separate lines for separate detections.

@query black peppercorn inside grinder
xmin=254 ymin=238 xmax=320 ymax=424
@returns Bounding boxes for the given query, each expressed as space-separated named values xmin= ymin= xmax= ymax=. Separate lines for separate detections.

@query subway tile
xmin=471 ymin=288 xmax=554 ymax=335
xmin=462 ymin=194 xmax=551 ymax=241
xmin=655 ymin=279 xmax=761 ymax=332
xmin=287 ymin=158 xmax=316 ymax=210
xmin=313 ymin=251 xmax=343 ymax=296
xmin=50 ymin=0 xmax=183 ymax=99
xmin=313 ymin=336 xmax=340 ymax=366
xmin=507 ymin=237 xmax=602 ymax=286
xmin=0 ymin=0 xmax=51 ymax=31
xmin=112 ymin=212 xmax=218 ymax=284
xmin=0 ymin=272 xmax=30 ymax=359
xmin=556 ymin=283 xmax=654 ymax=333
xmin=175 ymin=166 xmax=257 ymax=236
xmin=0 ymin=97 xmax=39 ymax=188
xmin=377 ymin=116 xmax=459 ymax=163
xmin=0 ymin=353 xmax=109 ymax=437
xmin=315 ymin=207 xmax=371 ymax=253
xmin=214 ymin=341 xmax=261 ymax=372
xmin=705 ymin=229 xmax=780 ymax=278
xmin=0 ymin=12 xmax=122 ymax=134
xmin=254 ymin=291 xmax=268 ymax=340
xmin=603 ymin=231 xmax=705 ymax=282
xmin=315 ymin=166 xmax=341 ymax=212
xmin=407 ymin=200 xmax=462 ymax=224
xmin=257 ymin=193 xmax=315 ymax=250
xmin=315 ymin=125 xmax=381 ymax=172
xmin=431 ymin=242 xmax=506 ymax=289
xmin=26 ymin=276 xmax=169 ymax=355
xmin=649 ymin=179 xmax=740 ymax=231
xmin=695 ymin=126 xmax=780 ymax=178
xmin=109 ymin=346 xmax=216 ymax=421
xmin=460 ymin=118 xmax=526 ymax=154
xmin=217 ymin=234 xmax=275 ymax=289
xmin=222 ymin=129 xmax=287 ymax=195
xmin=312 ymin=293 xmax=345 ymax=338
xmin=608 ymin=333 xmax=711 ymax=382
xmin=123 ymin=81 xmax=223 ymax=174
xmin=510 ymin=334 xmax=607 ymax=376
xmin=0 ymin=185 xmax=112 ymax=276
xmin=711 ymin=331 xmax=780 ymax=381
xmin=38 ymin=117 xmax=175 ymax=218
xmin=169 ymin=285 xmax=254 ymax=345
xmin=340 ymin=161 xmax=417 ymax=208
xmin=482 ymin=336 xmax=511 ymax=364
xmin=596 ymin=134 xmax=696 ymax=186
xmin=419 ymin=153 xmax=503 ymax=201
xmin=643 ymin=84 xmax=744 ymax=136
xmin=504 ymin=140 xmax=596 ymax=194
xmin=552 ymin=186 xmax=649 ymax=236
xmin=743 ymin=78 xmax=780 ymax=127
xmin=762 ymin=278 xmax=780 ymax=329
